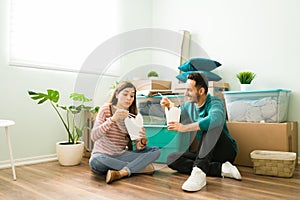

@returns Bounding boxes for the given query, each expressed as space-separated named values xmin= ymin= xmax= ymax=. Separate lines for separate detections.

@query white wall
xmin=0 ymin=0 xmax=153 ymax=162
xmin=1 ymin=0 xmax=299 ymax=163
xmin=0 ymin=0 xmax=78 ymax=162
xmin=152 ymin=0 xmax=300 ymax=154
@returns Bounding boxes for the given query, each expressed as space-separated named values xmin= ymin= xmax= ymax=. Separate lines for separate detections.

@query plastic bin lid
xmin=137 ymin=94 xmax=185 ymax=98
xmin=223 ymin=88 xmax=291 ymax=95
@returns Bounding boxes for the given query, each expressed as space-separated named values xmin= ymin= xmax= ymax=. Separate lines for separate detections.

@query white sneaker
xmin=221 ymin=161 xmax=242 ymax=180
xmin=182 ymin=167 xmax=206 ymax=192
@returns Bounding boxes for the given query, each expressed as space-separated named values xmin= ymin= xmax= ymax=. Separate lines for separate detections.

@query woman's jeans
xmin=89 ymin=146 xmax=160 ymax=176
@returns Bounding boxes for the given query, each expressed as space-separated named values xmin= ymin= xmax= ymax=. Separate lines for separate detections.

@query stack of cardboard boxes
xmin=223 ymin=89 xmax=298 ymax=167
xmin=227 ymin=121 xmax=298 ymax=167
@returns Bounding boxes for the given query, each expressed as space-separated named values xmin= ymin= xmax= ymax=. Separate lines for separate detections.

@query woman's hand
xmin=111 ymin=108 xmax=129 ymax=122
xmin=135 ymin=128 xmax=147 ymax=150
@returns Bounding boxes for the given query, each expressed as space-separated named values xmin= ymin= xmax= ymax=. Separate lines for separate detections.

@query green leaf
xmin=69 ymin=105 xmax=81 ymax=114
xmin=28 ymin=88 xmax=99 ymax=144
xmin=28 ymin=91 xmax=37 ymax=95
xmin=47 ymin=89 xmax=59 ymax=103
xmin=69 ymin=93 xmax=92 ymax=103
xmin=38 ymin=98 xmax=48 ymax=104
xmin=28 ymin=89 xmax=60 ymax=104
xmin=57 ymin=105 xmax=67 ymax=111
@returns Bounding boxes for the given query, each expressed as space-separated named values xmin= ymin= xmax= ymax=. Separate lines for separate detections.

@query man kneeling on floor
xmin=160 ymin=72 xmax=242 ymax=192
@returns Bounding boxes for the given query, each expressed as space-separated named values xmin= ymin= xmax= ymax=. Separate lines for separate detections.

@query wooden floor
xmin=0 ymin=158 xmax=299 ymax=200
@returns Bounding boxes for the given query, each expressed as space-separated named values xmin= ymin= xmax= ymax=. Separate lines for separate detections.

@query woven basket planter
xmin=250 ymin=150 xmax=296 ymax=178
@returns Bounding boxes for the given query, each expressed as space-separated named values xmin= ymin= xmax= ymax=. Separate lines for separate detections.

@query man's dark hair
xmin=187 ymin=72 xmax=208 ymax=94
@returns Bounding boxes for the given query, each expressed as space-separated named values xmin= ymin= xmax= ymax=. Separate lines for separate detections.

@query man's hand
xmin=167 ymin=121 xmax=182 ymax=131
xmin=167 ymin=121 xmax=200 ymax=132
xmin=160 ymin=97 xmax=173 ymax=109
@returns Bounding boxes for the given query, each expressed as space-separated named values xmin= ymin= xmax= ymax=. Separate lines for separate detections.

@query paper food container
xmin=165 ymin=107 xmax=181 ymax=123
xmin=124 ymin=114 xmax=143 ymax=140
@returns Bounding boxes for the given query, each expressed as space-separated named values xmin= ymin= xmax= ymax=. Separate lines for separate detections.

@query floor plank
xmin=0 ymin=158 xmax=299 ymax=200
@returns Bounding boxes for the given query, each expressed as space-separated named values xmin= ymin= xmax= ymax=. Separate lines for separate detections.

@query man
xmin=160 ymin=72 xmax=241 ymax=192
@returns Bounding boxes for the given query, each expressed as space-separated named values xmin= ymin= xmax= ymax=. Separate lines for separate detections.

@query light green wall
xmin=152 ymin=0 xmax=300 ymax=154
xmin=1 ymin=0 xmax=299 ymax=162
xmin=0 ymin=0 xmax=153 ymax=161
xmin=0 ymin=0 xmax=76 ymax=161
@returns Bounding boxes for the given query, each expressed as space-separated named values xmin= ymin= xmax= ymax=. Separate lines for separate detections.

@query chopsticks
xmin=157 ymin=92 xmax=164 ymax=97
xmin=128 ymin=113 xmax=136 ymax=118
xmin=113 ymin=105 xmax=136 ymax=118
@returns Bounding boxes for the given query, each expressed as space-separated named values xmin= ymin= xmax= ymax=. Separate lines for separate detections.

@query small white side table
xmin=0 ymin=120 xmax=17 ymax=180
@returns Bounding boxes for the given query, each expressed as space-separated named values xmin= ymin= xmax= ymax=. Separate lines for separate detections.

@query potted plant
xmin=236 ymin=71 xmax=256 ymax=91
xmin=28 ymin=89 xmax=99 ymax=166
xmin=147 ymin=70 xmax=159 ymax=79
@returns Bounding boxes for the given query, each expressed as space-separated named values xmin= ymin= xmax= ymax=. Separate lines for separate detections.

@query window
xmin=9 ymin=0 xmax=121 ymax=73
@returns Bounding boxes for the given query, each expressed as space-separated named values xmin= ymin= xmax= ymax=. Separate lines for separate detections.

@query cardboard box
xmin=208 ymin=81 xmax=229 ymax=119
xmin=208 ymin=81 xmax=229 ymax=99
xmin=131 ymin=80 xmax=172 ymax=91
xmin=227 ymin=121 xmax=298 ymax=167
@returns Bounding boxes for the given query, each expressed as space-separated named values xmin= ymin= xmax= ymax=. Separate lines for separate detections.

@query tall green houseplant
xmin=28 ymin=89 xmax=99 ymax=144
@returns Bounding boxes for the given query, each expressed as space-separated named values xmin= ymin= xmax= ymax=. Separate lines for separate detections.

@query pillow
xmin=176 ymin=71 xmax=222 ymax=82
xmin=178 ymin=58 xmax=221 ymax=72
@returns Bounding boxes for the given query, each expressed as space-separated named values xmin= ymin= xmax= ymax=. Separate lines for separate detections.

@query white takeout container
xmin=124 ymin=113 xmax=143 ymax=140
xmin=165 ymin=107 xmax=181 ymax=123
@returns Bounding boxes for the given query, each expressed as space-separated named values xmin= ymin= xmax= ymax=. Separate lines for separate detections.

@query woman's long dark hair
xmin=109 ymin=81 xmax=138 ymax=115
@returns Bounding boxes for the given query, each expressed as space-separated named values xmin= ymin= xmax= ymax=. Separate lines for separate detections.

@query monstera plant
xmin=28 ymin=89 xmax=99 ymax=166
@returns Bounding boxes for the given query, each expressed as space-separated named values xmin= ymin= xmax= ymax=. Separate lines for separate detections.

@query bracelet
xmin=140 ymin=139 xmax=146 ymax=145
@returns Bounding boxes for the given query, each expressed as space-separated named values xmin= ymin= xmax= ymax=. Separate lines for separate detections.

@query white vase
xmin=56 ymin=141 xmax=84 ymax=166
xmin=148 ymin=76 xmax=158 ymax=80
xmin=240 ymin=84 xmax=251 ymax=91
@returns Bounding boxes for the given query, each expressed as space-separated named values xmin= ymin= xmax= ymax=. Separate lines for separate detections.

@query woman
xmin=89 ymin=81 xmax=160 ymax=184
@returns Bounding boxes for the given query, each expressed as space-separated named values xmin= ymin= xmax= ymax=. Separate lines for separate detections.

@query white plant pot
xmin=56 ymin=141 xmax=84 ymax=166
xmin=148 ymin=76 xmax=158 ymax=80
xmin=240 ymin=84 xmax=251 ymax=91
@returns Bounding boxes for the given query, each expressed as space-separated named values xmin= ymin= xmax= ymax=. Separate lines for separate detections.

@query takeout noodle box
xmin=165 ymin=107 xmax=181 ymax=123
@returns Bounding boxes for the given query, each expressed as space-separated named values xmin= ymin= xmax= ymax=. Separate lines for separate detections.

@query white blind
xmin=9 ymin=0 xmax=121 ymax=72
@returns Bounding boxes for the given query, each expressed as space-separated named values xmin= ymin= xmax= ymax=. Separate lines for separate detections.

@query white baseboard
xmin=0 ymin=154 xmax=57 ymax=169
xmin=0 ymin=155 xmax=299 ymax=169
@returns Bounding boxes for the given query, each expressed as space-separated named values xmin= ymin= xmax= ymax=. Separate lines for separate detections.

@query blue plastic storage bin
xmin=145 ymin=125 xmax=190 ymax=163
xmin=136 ymin=95 xmax=185 ymax=125
xmin=223 ymin=89 xmax=291 ymax=123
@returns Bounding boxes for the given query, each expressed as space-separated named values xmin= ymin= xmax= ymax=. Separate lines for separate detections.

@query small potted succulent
xmin=147 ymin=70 xmax=159 ymax=79
xmin=236 ymin=71 xmax=256 ymax=91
